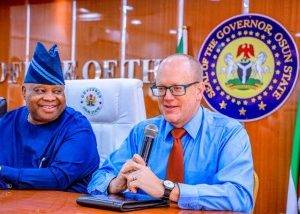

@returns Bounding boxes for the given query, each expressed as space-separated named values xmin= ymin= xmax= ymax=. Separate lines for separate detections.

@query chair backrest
xmin=64 ymin=78 xmax=146 ymax=165
xmin=0 ymin=97 xmax=7 ymax=117
xmin=253 ymin=170 xmax=259 ymax=210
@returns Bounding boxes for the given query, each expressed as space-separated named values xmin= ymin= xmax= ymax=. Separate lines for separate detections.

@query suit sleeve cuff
xmin=87 ymin=173 xmax=116 ymax=195
xmin=177 ymin=183 xmax=201 ymax=209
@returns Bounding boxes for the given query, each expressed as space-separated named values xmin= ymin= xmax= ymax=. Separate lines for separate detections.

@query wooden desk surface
xmin=0 ymin=190 xmax=236 ymax=213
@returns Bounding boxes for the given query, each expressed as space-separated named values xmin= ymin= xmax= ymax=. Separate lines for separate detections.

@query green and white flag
xmin=176 ymin=26 xmax=187 ymax=54
xmin=286 ymin=96 xmax=300 ymax=214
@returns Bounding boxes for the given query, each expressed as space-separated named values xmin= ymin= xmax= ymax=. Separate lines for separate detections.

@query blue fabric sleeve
xmin=177 ymin=126 xmax=253 ymax=212
xmin=0 ymin=166 xmax=57 ymax=189
xmin=0 ymin=178 xmax=8 ymax=189
xmin=0 ymin=128 xmax=98 ymax=192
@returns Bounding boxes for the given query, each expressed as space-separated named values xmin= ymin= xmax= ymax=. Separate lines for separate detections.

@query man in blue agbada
xmin=0 ymin=42 xmax=99 ymax=192
xmin=88 ymin=54 xmax=254 ymax=212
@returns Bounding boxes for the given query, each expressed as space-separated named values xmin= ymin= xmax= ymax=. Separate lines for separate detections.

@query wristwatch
xmin=162 ymin=180 xmax=175 ymax=199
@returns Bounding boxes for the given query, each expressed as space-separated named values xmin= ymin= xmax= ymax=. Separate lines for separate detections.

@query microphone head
xmin=144 ymin=124 xmax=158 ymax=138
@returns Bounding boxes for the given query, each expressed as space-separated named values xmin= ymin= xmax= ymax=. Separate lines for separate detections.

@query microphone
xmin=140 ymin=124 xmax=158 ymax=164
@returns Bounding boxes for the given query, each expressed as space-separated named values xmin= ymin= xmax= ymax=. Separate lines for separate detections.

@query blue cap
xmin=24 ymin=42 xmax=65 ymax=85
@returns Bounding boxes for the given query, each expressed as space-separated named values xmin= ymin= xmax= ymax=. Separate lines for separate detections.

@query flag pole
xmin=177 ymin=0 xmax=184 ymax=47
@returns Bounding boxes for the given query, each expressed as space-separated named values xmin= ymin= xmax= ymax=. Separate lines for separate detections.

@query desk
xmin=0 ymin=190 xmax=236 ymax=213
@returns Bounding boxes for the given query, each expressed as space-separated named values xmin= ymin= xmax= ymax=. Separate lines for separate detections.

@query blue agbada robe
xmin=0 ymin=106 xmax=99 ymax=193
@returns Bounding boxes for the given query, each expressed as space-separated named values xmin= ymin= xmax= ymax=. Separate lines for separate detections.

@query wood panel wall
xmin=76 ymin=0 xmax=121 ymax=79
xmin=6 ymin=2 xmax=26 ymax=109
xmin=248 ymin=1 xmax=300 ymax=213
xmin=0 ymin=3 xmax=10 ymax=103
xmin=0 ymin=1 xmax=299 ymax=213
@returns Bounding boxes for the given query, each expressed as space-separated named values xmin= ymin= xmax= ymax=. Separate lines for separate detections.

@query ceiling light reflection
xmin=295 ymin=32 xmax=300 ymax=37
xmin=79 ymin=13 xmax=101 ymax=22
xmin=125 ymin=5 xmax=133 ymax=11
xmin=131 ymin=19 xmax=142 ymax=25
xmin=78 ymin=8 xmax=90 ymax=13
xmin=169 ymin=29 xmax=177 ymax=35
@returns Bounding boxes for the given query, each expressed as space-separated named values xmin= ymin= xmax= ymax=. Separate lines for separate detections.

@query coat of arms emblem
xmin=80 ymin=87 xmax=103 ymax=115
xmin=222 ymin=43 xmax=269 ymax=88
xmin=198 ymin=14 xmax=298 ymax=121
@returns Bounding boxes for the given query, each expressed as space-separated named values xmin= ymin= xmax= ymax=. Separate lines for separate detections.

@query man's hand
xmin=124 ymin=155 xmax=164 ymax=198
xmin=108 ymin=174 xmax=127 ymax=194
xmin=108 ymin=154 xmax=146 ymax=194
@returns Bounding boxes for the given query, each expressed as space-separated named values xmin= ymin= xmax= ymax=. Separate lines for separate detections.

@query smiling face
xmin=22 ymin=83 xmax=66 ymax=124
xmin=156 ymin=55 xmax=205 ymax=128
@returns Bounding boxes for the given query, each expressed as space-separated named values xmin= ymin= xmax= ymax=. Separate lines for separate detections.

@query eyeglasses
xmin=151 ymin=81 xmax=199 ymax=97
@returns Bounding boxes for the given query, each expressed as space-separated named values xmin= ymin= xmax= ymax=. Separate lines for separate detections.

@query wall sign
xmin=198 ymin=14 xmax=299 ymax=121
xmin=0 ymin=59 xmax=160 ymax=84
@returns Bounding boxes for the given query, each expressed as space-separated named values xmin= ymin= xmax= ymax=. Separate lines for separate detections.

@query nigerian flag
xmin=286 ymin=96 xmax=300 ymax=214
xmin=176 ymin=26 xmax=187 ymax=54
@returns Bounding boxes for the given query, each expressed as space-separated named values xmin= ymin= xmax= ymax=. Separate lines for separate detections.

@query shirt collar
xmin=163 ymin=107 xmax=203 ymax=140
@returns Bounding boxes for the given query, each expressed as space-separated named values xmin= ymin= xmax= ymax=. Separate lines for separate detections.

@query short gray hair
xmin=157 ymin=54 xmax=203 ymax=82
